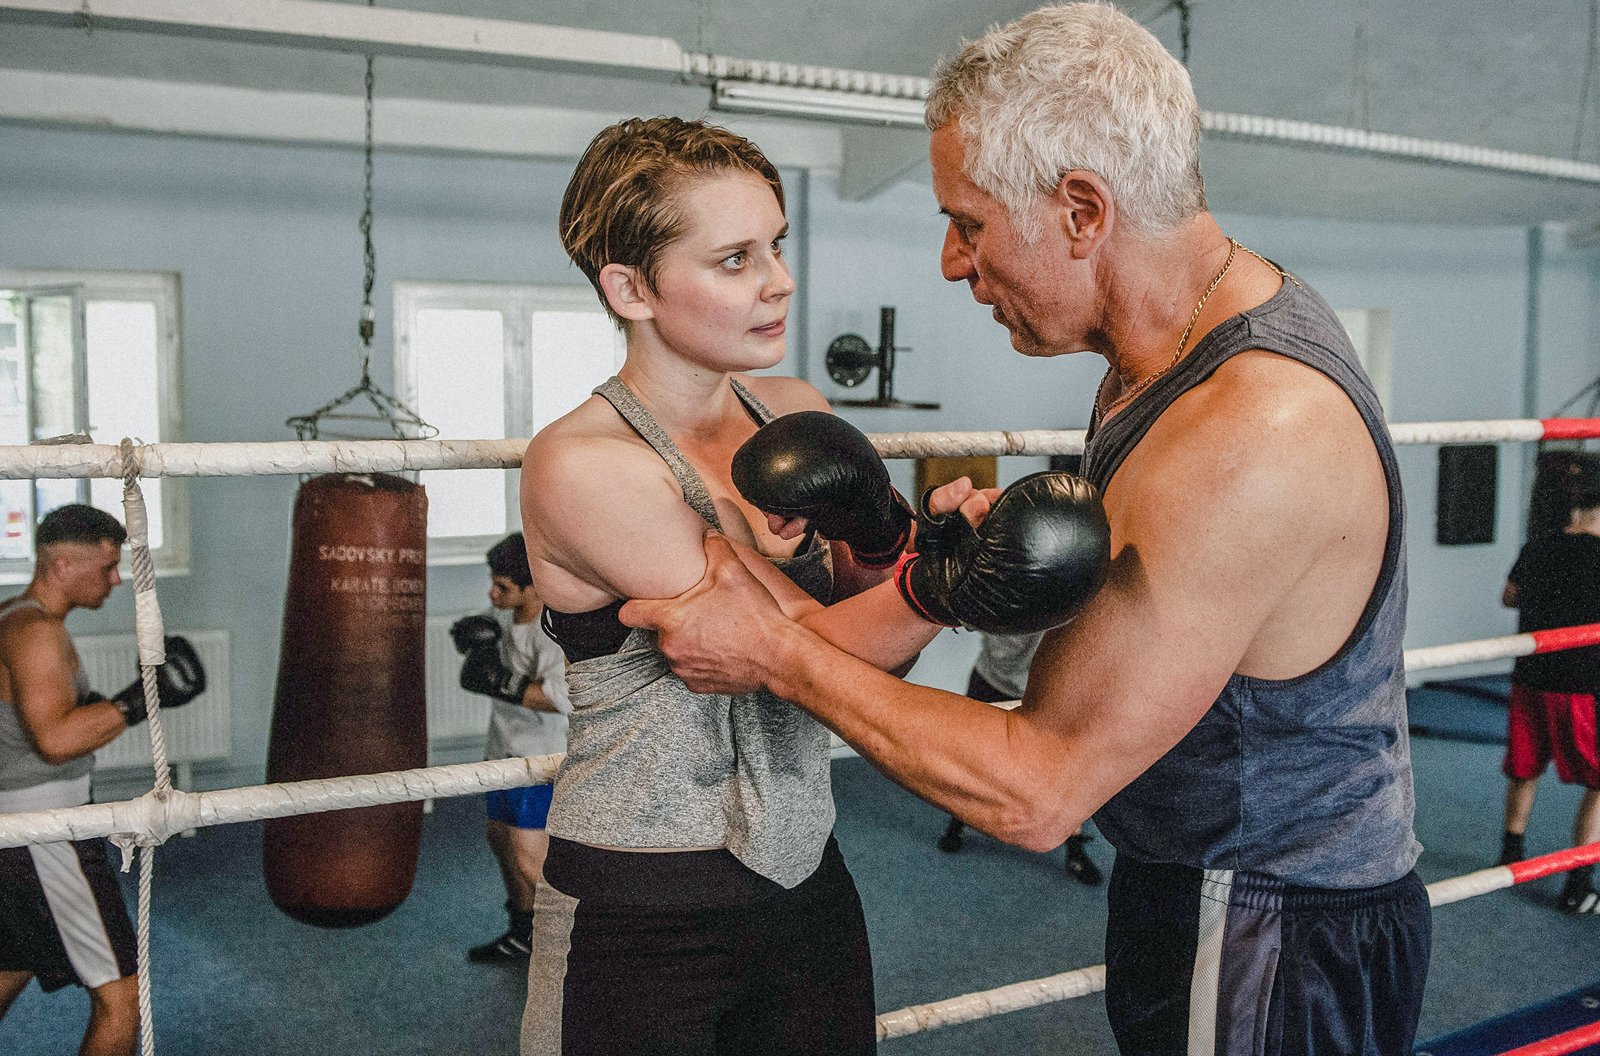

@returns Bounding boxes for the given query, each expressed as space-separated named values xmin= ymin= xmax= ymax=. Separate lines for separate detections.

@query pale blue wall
xmin=1 ymin=123 xmax=1597 ymax=787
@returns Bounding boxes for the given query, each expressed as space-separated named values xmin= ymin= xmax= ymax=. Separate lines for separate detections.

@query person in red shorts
xmin=1500 ymin=483 xmax=1600 ymax=913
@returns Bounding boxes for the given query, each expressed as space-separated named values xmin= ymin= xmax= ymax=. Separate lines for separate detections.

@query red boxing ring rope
xmin=1536 ymin=418 xmax=1600 ymax=442
xmin=1530 ymin=624 xmax=1600 ymax=656
xmin=1492 ymin=1020 xmax=1600 ymax=1056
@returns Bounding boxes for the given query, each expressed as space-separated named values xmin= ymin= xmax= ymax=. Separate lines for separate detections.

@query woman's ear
xmin=1055 ymin=169 xmax=1114 ymax=259
xmin=598 ymin=263 xmax=654 ymax=322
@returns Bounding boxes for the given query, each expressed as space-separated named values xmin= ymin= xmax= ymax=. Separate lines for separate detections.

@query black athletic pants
xmin=522 ymin=835 xmax=875 ymax=1056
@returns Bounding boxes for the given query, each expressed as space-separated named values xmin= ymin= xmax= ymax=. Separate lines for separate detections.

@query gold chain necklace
xmin=1095 ymin=238 xmax=1240 ymax=423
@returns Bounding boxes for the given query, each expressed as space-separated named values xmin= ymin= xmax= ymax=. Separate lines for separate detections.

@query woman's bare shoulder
xmin=521 ymin=395 xmax=716 ymax=603
xmin=739 ymin=374 xmax=831 ymax=417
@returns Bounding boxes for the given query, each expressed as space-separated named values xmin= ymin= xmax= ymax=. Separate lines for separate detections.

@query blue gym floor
xmin=6 ymin=675 xmax=1598 ymax=1055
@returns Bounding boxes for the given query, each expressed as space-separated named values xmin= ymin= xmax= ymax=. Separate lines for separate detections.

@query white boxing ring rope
xmin=3 ymin=412 xmax=1599 ymax=1053
xmin=2 ymin=620 xmax=1592 ymax=853
xmin=0 ymin=414 xmax=1593 ymax=478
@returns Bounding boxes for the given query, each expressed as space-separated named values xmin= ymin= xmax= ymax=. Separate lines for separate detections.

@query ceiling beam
xmin=0 ymin=69 xmax=844 ymax=170
xmin=0 ymin=0 xmax=684 ymax=79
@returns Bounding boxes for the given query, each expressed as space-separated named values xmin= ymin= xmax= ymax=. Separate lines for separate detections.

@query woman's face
xmin=639 ymin=170 xmax=794 ymax=372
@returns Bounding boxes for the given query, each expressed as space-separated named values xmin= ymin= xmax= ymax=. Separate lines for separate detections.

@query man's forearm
xmin=763 ymin=620 xmax=1081 ymax=849
xmin=30 ymin=698 xmax=127 ymax=763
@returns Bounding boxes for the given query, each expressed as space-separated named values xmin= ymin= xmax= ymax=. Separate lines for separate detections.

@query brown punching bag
xmin=264 ymin=472 xmax=428 ymax=928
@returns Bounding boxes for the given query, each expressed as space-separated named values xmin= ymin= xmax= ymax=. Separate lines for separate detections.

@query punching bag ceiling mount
xmin=286 ymin=1 xmax=436 ymax=445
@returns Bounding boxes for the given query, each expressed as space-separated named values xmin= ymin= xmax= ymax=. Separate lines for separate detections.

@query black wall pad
xmin=1437 ymin=444 xmax=1498 ymax=546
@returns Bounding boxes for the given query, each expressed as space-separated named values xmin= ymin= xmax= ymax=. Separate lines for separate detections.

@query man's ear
xmin=39 ymin=549 xmax=66 ymax=582
xmin=1054 ymin=169 xmax=1114 ymax=259
xmin=598 ymin=263 xmax=655 ymax=323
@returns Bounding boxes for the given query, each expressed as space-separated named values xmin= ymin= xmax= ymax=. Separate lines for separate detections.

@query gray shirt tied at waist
xmin=1083 ymin=270 xmax=1421 ymax=889
xmin=545 ymin=377 xmax=837 ymax=890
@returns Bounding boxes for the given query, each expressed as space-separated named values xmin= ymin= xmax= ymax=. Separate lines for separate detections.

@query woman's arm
xmin=522 ymin=427 xmax=722 ymax=609
xmin=726 ymin=535 xmax=941 ymax=673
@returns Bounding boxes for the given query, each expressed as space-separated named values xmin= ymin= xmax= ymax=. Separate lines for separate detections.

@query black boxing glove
xmin=109 ymin=635 xmax=208 ymax=727
xmin=460 ymin=645 xmax=530 ymax=706
xmin=896 ymin=472 xmax=1111 ymax=635
xmin=449 ymin=613 xmax=501 ymax=655
xmin=731 ymin=411 xmax=911 ymax=567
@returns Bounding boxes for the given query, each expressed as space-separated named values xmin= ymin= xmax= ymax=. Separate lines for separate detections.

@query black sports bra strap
xmin=729 ymin=377 xmax=777 ymax=425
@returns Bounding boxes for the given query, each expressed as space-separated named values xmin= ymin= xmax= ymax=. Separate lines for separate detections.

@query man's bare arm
xmin=629 ymin=363 xmax=1377 ymax=849
xmin=5 ymin=618 xmax=125 ymax=764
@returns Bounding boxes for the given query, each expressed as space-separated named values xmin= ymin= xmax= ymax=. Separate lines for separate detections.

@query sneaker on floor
xmin=468 ymin=929 xmax=532 ymax=964
xmin=1064 ymin=836 xmax=1103 ymax=887
xmin=1498 ymin=833 xmax=1526 ymax=866
xmin=1559 ymin=881 xmax=1600 ymax=915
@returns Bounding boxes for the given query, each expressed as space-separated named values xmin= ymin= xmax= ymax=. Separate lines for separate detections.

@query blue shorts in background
xmin=485 ymin=784 xmax=553 ymax=830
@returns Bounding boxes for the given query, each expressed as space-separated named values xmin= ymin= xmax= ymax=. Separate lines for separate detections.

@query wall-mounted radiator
xmin=424 ymin=614 xmax=492 ymax=743
xmin=81 ymin=629 xmax=232 ymax=774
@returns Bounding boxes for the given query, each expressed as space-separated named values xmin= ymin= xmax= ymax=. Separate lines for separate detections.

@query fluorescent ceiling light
xmin=713 ymin=81 xmax=925 ymax=128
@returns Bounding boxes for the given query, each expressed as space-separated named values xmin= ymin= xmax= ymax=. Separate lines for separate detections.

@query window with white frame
xmin=0 ymin=271 xmax=188 ymax=583
xmin=395 ymin=282 xmax=624 ymax=563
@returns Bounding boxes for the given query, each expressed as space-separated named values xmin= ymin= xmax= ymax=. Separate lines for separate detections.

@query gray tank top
xmin=545 ymin=376 xmax=837 ymax=889
xmin=0 ymin=596 xmax=96 ymax=793
xmin=1083 ymin=269 xmax=1421 ymax=888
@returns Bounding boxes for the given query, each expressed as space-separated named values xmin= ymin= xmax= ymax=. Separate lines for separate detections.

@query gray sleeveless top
xmin=0 ymin=596 xmax=96 ymax=793
xmin=545 ymin=376 xmax=837 ymax=889
xmin=1083 ymin=270 xmax=1421 ymax=888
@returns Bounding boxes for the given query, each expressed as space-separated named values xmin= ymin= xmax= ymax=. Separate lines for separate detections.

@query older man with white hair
xmin=623 ymin=4 xmax=1431 ymax=1052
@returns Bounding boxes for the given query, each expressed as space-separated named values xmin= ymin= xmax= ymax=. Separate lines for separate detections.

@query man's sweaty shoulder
xmin=1104 ymin=349 xmax=1389 ymax=680
xmin=0 ymin=598 xmax=72 ymax=704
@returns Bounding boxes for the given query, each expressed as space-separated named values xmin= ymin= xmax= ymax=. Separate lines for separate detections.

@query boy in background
xmin=451 ymin=532 xmax=571 ymax=961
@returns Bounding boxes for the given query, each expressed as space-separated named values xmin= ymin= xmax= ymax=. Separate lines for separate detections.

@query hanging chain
xmin=358 ymin=45 xmax=377 ymax=379
xmin=1353 ymin=0 xmax=1372 ymax=130
xmin=286 ymin=0 xmax=438 ymax=442
xmin=1575 ymin=0 xmax=1599 ymax=160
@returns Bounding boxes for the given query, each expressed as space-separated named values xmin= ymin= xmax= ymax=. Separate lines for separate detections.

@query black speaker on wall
xmin=1436 ymin=444 xmax=1497 ymax=546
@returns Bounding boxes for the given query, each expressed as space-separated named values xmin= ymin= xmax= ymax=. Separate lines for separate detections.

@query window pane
xmin=86 ymin=301 xmax=163 ymax=549
xmin=529 ymin=310 xmax=623 ymax=434
xmin=28 ymin=294 xmax=78 ymax=442
xmin=0 ymin=301 xmax=28 ymax=554
xmin=0 ymin=483 xmax=28 ymax=561
xmin=413 ymin=308 xmax=507 ymax=539
xmin=0 ymin=295 xmax=29 ymax=451
xmin=36 ymin=479 xmax=83 ymax=523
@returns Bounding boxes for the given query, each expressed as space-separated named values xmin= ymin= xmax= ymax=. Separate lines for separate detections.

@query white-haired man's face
xmin=930 ymin=123 xmax=1097 ymax=359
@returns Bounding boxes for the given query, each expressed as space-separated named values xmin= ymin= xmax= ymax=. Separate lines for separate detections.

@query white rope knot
xmin=105 ymin=788 xmax=202 ymax=871
xmin=118 ymin=436 xmax=147 ymax=488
